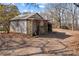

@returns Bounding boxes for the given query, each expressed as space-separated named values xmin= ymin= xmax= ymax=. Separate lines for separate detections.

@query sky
xmin=15 ymin=3 xmax=46 ymax=13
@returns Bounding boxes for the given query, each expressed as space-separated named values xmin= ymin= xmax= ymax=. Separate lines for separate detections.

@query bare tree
xmin=40 ymin=3 xmax=79 ymax=30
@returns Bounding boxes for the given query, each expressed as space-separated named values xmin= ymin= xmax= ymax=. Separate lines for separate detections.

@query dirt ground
xmin=0 ymin=29 xmax=79 ymax=56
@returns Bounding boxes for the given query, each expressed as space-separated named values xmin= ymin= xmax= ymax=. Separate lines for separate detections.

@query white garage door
xmin=18 ymin=20 xmax=27 ymax=34
xmin=10 ymin=20 xmax=27 ymax=34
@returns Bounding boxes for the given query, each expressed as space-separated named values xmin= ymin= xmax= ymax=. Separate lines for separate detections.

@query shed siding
xmin=32 ymin=20 xmax=48 ymax=35
xmin=32 ymin=20 xmax=38 ymax=35
xmin=39 ymin=20 xmax=45 ymax=34
xmin=10 ymin=20 xmax=27 ymax=34
xmin=27 ymin=20 xmax=33 ymax=36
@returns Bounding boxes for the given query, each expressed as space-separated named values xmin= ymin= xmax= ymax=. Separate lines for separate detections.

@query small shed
xmin=10 ymin=13 xmax=48 ymax=36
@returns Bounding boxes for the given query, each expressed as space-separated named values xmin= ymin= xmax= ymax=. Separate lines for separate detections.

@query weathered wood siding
xmin=10 ymin=20 xmax=27 ymax=34
xmin=44 ymin=21 xmax=48 ymax=33
xmin=39 ymin=20 xmax=45 ymax=34
xmin=27 ymin=20 xmax=33 ymax=36
xmin=32 ymin=20 xmax=37 ymax=35
xmin=39 ymin=20 xmax=48 ymax=34
xmin=32 ymin=20 xmax=48 ymax=35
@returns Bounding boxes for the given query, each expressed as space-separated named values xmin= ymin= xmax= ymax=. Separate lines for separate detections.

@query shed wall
xmin=32 ymin=20 xmax=48 ymax=35
xmin=27 ymin=20 xmax=33 ymax=36
xmin=10 ymin=20 xmax=27 ymax=34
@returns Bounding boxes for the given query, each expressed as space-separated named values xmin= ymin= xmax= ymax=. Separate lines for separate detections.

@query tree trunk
xmin=75 ymin=18 xmax=78 ymax=30
xmin=72 ymin=15 xmax=75 ymax=31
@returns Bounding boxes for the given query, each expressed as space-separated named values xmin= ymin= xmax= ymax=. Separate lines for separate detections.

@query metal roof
xmin=10 ymin=13 xmax=48 ymax=21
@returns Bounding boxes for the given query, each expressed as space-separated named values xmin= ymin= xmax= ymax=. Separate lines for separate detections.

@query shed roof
xmin=10 ymin=13 xmax=48 ymax=21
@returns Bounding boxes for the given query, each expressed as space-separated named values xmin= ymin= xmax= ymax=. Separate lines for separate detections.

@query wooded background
xmin=0 ymin=3 xmax=79 ymax=32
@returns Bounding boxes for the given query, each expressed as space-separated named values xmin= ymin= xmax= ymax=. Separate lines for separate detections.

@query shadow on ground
xmin=38 ymin=31 xmax=71 ymax=39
